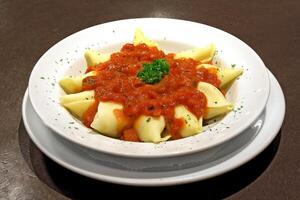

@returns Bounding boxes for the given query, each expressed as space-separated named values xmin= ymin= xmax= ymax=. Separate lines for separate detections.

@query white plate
xmin=28 ymin=18 xmax=270 ymax=157
xmin=22 ymin=71 xmax=284 ymax=186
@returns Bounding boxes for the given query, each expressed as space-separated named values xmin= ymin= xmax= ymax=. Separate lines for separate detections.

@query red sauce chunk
xmin=82 ymin=43 xmax=220 ymax=140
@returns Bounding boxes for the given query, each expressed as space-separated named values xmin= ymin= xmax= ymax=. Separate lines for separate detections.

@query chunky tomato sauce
xmin=82 ymin=43 xmax=220 ymax=140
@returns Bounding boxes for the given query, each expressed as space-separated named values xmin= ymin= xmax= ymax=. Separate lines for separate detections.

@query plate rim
xmin=28 ymin=18 xmax=270 ymax=158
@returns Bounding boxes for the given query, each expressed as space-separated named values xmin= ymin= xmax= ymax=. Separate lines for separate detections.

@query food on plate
xmin=198 ymin=64 xmax=243 ymax=90
xmin=84 ymin=50 xmax=111 ymax=66
xmin=133 ymin=28 xmax=159 ymax=48
xmin=174 ymin=43 xmax=216 ymax=63
xmin=59 ymin=28 xmax=243 ymax=143
xmin=197 ymin=82 xmax=233 ymax=119
xmin=134 ymin=115 xmax=170 ymax=143
xmin=60 ymin=90 xmax=95 ymax=118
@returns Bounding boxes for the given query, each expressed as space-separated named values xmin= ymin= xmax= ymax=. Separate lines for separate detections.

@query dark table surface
xmin=1 ymin=0 xmax=299 ymax=199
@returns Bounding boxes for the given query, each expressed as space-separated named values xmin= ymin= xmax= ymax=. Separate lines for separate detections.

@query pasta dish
xmin=59 ymin=28 xmax=243 ymax=143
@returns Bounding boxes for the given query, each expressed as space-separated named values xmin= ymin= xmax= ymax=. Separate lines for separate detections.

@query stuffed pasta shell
xmin=59 ymin=28 xmax=243 ymax=143
xmin=175 ymin=44 xmax=216 ymax=63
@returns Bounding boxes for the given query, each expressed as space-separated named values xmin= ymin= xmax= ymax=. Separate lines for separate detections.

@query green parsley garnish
xmin=137 ymin=59 xmax=169 ymax=84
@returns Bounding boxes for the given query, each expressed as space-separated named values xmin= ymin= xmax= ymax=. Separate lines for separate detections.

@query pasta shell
xmin=198 ymin=64 xmax=243 ymax=90
xmin=84 ymin=50 xmax=110 ymax=66
xmin=174 ymin=105 xmax=202 ymax=137
xmin=197 ymin=82 xmax=233 ymax=119
xmin=133 ymin=28 xmax=159 ymax=48
xmin=63 ymin=100 xmax=95 ymax=119
xmin=60 ymin=90 xmax=95 ymax=105
xmin=59 ymin=71 xmax=96 ymax=94
xmin=90 ymin=102 xmax=128 ymax=138
xmin=175 ymin=44 xmax=216 ymax=63
xmin=134 ymin=115 xmax=170 ymax=143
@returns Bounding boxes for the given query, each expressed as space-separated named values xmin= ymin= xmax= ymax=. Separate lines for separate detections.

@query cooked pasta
xmin=59 ymin=28 xmax=243 ymax=143
xmin=90 ymin=102 xmax=128 ymax=138
xmin=175 ymin=44 xmax=216 ymax=63
xmin=134 ymin=115 xmax=170 ymax=143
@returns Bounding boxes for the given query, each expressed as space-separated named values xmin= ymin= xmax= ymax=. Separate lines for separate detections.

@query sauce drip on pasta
xmin=82 ymin=43 xmax=220 ymax=140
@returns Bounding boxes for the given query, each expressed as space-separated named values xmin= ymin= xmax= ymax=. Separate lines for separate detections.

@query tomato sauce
xmin=82 ymin=100 xmax=99 ymax=127
xmin=82 ymin=43 xmax=220 ymax=140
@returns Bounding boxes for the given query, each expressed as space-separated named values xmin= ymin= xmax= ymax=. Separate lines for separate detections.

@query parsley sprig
xmin=137 ymin=59 xmax=169 ymax=84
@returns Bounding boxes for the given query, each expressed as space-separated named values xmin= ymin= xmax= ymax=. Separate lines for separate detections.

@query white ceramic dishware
xmin=28 ymin=18 xmax=270 ymax=157
xmin=23 ymin=71 xmax=284 ymax=186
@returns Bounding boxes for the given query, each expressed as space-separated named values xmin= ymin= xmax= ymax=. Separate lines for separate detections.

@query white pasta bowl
xmin=28 ymin=18 xmax=270 ymax=158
